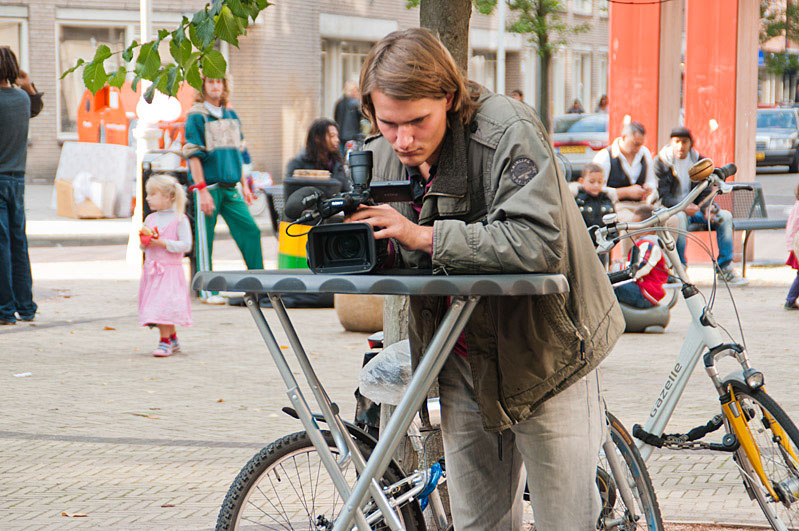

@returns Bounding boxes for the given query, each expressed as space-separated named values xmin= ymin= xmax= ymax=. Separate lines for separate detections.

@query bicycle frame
xmin=599 ymin=173 xmax=794 ymax=500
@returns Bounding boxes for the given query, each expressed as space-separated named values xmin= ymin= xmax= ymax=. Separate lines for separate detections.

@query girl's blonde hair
xmin=145 ymin=174 xmax=186 ymax=214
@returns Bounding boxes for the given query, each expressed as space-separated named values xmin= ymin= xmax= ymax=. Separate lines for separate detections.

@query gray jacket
xmin=365 ymin=89 xmax=624 ymax=431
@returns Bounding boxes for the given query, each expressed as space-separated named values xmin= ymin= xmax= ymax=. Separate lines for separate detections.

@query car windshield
xmin=757 ymin=111 xmax=797 ymax=129
xmin=553 ymin=114 xmax=608 ymax=133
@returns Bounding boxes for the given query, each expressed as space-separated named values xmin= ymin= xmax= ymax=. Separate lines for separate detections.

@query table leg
xmin=243 ymin=293 xmax=372 ymax=530
xmin=267 ymin=294 xmax=405 ymax=530
xmin=333 ymin=295 xmax=481 ymax=531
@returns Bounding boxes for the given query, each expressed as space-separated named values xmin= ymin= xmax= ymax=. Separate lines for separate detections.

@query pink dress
xmin=786 ymin=202 xmax=799 ymax=270
xmin=138 ymin=214 xmax=193 ymax=327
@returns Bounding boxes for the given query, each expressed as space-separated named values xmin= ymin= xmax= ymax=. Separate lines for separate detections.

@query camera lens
xmin=326 ymin=233 xmax=364 ymax=261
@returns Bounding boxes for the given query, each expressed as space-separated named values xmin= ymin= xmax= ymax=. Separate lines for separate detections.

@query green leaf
xmin=215 ymin=5 xmax=241 ymax=47
xmin=131 ymin=74 xmax=141 ymax=93
xmin=192 ymin=9 xmax=208 ymax=26
xmin=135 ymin=42 xmax=161 ymax=79
xmin=158 ymin=29 xmax=170 ymax=41
xmin=201 ymin=49 xmax=227 ymax=79
xmin=228 ymin=0 xmax=250 ymax=19
xmin=92 ymin=44 xmax=112 ymax=63
xmin=186 ymin=60 xmax=203 ymax=91
xmin=82 ymin=60 xmax=108 ymax=94
xmin=188 ymin=24 xmax=201 ymax=49
xmin=156 ymin=68 xmax=169 ymax=94
xmin=169 ymin=37 xmax=192 ymax=67
xmin=195 ymin=15 xmax=216 ymax=48
xmin=59 ymin=58 xmax=85 ymax=79
xmin=166 ymin=65 xmax=181 ymax=96
xmin=122 ymin=40 xmax=138 ymax=63
xmin=144 ymin=81 xmax=157 ymax=104
xmin=108 ymin=66 xmax=127 ymax=88
xmin=209 ymin=0 xmax=224 ymax=18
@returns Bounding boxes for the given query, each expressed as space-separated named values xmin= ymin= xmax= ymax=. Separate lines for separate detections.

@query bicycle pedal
xmin=708 ymin=433 xmax=739 ymax=452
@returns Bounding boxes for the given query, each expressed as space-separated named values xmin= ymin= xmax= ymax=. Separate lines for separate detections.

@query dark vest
xmin=607 ymin=147 xmax=647 ymax=189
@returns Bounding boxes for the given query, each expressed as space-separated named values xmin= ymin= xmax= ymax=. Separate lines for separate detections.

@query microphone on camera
xmin=284 ymin=186 xmax=324 ymax=221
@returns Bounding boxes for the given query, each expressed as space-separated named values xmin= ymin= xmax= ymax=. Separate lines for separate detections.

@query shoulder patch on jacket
xmin=509 ymin=157 xmax=538 ymax=186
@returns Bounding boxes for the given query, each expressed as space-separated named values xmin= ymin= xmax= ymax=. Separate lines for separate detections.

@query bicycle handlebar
xmin=607 ymin=245 xmax=641 ymax=285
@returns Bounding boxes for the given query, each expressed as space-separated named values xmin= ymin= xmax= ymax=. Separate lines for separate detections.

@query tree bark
xmin=539 ymin=50 xmax=551 ymax=132
xmin=420 ymin=0 xmax=473 ymax=72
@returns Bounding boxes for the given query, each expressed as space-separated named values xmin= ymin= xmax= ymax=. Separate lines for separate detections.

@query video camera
xmin=283 ymin=151 xmax=414 ymax=274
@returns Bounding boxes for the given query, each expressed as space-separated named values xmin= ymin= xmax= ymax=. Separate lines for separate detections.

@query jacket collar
xmin=426 ymin=116 xmax=469 ymax=198
xmin=657 ymin=144 xmax=700 ymax=167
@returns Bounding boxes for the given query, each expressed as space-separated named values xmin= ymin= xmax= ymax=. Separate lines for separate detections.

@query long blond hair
xmin=195 ymin=76 xmax=231 ymax=107
xmin=359 ymin=28 xmax=481 ymax=131
xmin=146 ymin=174 xmax=186 ymax=215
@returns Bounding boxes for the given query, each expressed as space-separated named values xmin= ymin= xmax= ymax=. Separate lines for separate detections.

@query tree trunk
xmin=420 ymin=0 xmax=473 ymax=72
xmin=539 ymin=50 xmax=551 ymax=132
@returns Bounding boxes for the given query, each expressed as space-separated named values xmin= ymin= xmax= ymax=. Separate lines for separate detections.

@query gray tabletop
xmin=192 ymin=270 xmax=569 ymax=297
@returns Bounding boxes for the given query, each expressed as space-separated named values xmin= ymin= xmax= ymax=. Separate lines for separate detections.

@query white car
xmin=552 ymin=113 xmax=609 ymax=178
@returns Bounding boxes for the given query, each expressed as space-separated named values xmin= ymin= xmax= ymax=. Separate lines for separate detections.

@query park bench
xmin=688 ymin=181 xmax=787 ymax=277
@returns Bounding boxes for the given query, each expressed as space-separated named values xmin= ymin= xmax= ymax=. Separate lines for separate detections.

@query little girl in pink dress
xmin=138 ymin=174 xmax=193 ymax=357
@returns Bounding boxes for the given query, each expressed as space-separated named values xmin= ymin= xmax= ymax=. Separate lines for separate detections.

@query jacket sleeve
xmin=654 ymin=156 xmax=678 ymax=207
xmin=431 ymin=119 xmax=564 ymax=274
xmin=183 ymin=114 xmax=207 ymax=162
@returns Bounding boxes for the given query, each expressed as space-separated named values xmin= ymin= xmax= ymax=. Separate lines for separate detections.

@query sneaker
xmin=17 ymin=314 xmax=34 ymax=322
xmin=201 ymin=294 xmax=227 ymax=305
xmin=170 ymin=337 xmax=181 ymax=353
xmin=152 ymin=341 xmax=173 ymax=357
xmin=717 ymin=265 xmax=749 ymax=286
xmin=784 ymin=301 xmax=799 ymax=311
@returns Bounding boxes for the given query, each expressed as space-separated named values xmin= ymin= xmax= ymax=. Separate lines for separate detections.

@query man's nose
xmin=396 ymin=125 xmax=414 ymax=149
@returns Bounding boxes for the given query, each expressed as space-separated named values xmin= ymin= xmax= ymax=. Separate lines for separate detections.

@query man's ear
xmin=445 ymin=93 xmax=455 ymax=111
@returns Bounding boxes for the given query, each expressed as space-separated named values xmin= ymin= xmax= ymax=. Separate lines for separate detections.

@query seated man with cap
xmin=654 ymin=126 xmax=746 ymax=285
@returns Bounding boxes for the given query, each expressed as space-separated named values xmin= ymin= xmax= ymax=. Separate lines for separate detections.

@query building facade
xmin=1 ymin=0 xmax=609 ymax=182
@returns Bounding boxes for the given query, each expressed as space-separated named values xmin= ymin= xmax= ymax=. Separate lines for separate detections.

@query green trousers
xmin=198 ymin=186 xmax=263 ymax=272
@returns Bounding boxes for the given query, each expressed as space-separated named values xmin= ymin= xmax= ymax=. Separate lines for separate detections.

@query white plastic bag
xmin=71 ymin=171 xmax=94 ymax=205
xmin=358 ymin=339 xmax=412 ymax=406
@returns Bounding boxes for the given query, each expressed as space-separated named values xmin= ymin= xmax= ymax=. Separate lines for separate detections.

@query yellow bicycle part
xmin=763 ymin=405 xmax=799 ymax=465
xmin=722 ymin=385 xmax=780 ymax=501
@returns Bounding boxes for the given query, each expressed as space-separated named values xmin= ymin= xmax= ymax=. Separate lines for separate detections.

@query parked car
xmin=755 ymin=108 xmax=799 ymax=173
xmin=552 ymin=113 xmax=609 ymax=178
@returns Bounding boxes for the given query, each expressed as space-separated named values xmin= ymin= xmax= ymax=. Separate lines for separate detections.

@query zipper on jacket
xmin=580 ymin=339 xmax=586 ymax=361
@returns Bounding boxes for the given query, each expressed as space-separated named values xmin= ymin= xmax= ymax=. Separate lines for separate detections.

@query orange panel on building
xmin=608 ymin=0 xmax=662 ymax=152
xmin=683 ymin=0 xmax=739 ymax=167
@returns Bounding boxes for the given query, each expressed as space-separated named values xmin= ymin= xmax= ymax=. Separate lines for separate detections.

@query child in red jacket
xmin=614 ymin=205 xmax=669 ymax=308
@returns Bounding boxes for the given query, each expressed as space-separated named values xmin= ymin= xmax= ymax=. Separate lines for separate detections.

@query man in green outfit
xmin=184 ymin=76 xmax=263 ymax=304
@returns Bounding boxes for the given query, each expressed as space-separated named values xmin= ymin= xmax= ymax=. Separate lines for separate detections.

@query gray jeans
xmin=439 ymin=354 xmax=604 ymax=530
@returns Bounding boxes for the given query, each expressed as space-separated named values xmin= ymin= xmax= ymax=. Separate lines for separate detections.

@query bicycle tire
xmin=600 ymin=412 xmax=664 ymax=531
xmin=723 ymin=380 xmax=799 ymax=530
xmin=216 ymin=430 xmax=426 ymax=531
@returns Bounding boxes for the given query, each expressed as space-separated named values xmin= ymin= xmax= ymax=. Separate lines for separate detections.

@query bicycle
xmin=594 ymin=158 xmax=799 ymax=530
xmin=217 ymin=331 xmax=664 ymax=530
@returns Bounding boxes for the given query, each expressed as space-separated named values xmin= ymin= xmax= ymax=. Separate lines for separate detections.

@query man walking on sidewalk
xmin=183 ymin=76 xmax=262 ymax=305
xmin=0 ymin=47 xmax=43 ymax=325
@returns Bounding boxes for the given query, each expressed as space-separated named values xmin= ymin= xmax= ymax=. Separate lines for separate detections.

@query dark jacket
xmin=333 ymin=96 xmax=363 ymax=142
xmin=576 ymin=190 xmax=614 ymax=229
xmin=365 ymin=89 xmax=624 ymax=431
xmin=654 ymin=145 xmax=708 ymax=207
xmin=284 ymin=149 xmax=351 ymax=193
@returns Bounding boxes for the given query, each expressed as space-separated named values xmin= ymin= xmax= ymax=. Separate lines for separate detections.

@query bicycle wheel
xmin=599 ymin=412 xmax=664 ymax=530
xmin=216 ymin=430 xmax=425 ymax=530
xmin=724 ymin=380 xmax=799 ymax=530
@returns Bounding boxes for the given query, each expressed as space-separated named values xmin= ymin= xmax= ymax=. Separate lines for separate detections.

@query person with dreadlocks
xmin=0 ymin=46 xmax=43 ymax=325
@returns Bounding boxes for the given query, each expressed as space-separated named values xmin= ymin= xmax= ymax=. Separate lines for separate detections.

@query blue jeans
xmin=675 ymin=209 xmax=734 ymax=269
xmin=0 ymin=173 xmax=36 ymax=322
xmin=614 ymin=281 xmax=653 ymax=308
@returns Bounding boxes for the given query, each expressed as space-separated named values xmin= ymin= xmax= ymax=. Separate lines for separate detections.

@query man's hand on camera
xmin=346 ymin=204 xmax=433 ymax=254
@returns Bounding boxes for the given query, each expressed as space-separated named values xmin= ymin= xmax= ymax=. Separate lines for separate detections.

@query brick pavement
xmin=2 ymin=249 xmax=798 ymax=528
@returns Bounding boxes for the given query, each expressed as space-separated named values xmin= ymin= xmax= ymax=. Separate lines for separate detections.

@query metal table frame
xmin=192 ymin=270 xmax=569 ymax=530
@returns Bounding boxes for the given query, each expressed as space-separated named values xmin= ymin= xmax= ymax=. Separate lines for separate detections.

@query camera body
xmin=304 ymin=151 xmax=412 ymax=274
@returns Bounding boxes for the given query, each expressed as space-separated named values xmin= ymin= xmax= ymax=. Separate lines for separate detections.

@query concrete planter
xmin=334 ymin=294 xmax=384 ymax=333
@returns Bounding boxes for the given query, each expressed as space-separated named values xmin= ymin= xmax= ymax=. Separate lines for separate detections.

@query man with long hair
xmin=183 ymin=76 xmax=262 ymax=304
xmin=284 ymin=118 xmax=350 ymax=192
xmin=0 ymin=46 xmax=43 ymax=325
xmin=347 ymin=28 xmax=624 ymax=529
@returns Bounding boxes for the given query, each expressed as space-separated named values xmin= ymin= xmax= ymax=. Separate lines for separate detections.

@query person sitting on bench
xmin=654 ymin=126 xmax=746 ymax=286
xmin=614 ymin=206 xmax=669 ymax=309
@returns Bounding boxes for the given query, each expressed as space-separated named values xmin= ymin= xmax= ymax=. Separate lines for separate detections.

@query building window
xmin=572 ymin=51 xmax=591 ymax=112
xmin=573 ymin=0 xmax=592 ymax=15
xmin=470 ymin=52 xmax=497 ymax=93
xmin=0 ymin=19 xmax=27 ymax=70
xmin=321 ymin=39 xmax=373 ymax=119
xmin=57 ymin=24 xmax=126 ymax=137
xmin=598 ymin=0 xmax=609 ymax=17
xmin=598 ymin=54 xmax=608 ymax=108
